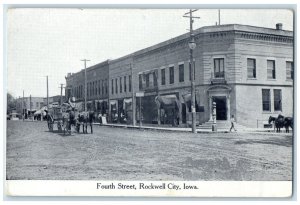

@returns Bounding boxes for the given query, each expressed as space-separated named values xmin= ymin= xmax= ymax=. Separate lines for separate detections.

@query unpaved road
xmin=6 ymin=121 xmax=292 ymax=180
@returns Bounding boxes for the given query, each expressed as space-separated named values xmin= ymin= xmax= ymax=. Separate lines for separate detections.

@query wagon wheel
xmin=57 ymin=121 xmax=62 ymax=132
xmin=48 ymin=122 xmax=54 ymax=132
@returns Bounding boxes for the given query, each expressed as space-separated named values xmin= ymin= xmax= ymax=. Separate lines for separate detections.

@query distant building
xmin=15 ymin=97 xmax=44 ymax=118
xmin=43 ymin=95 xmax=66 ymax=107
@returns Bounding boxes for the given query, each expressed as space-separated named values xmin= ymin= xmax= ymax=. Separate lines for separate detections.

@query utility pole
xmin=29 ymin=94 xmax=32 ymax=121
xmin=218 ymin=9 xmax=221 ymax=25
xmin=22 ymin=90 xmax=24 ymax=121
xmin=183 ymin=9 xmax=200 ymax=134
xmin=81 ymin=59 xmax=90 ymax=111
xmin=59 ymin=84 xmax=65 ymax=105
xmin=46 ymin=75 xmax=49 ymax=111
xmin=130 ymin=63 xmax=136 ymax=126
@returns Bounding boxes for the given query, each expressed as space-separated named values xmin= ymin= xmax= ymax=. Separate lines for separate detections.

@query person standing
xmin=230 ymin=115 xmax=237 ymax=132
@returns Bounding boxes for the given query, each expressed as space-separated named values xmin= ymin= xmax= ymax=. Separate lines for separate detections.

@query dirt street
xmin=6 ymin=121 xmax=292 ymax=180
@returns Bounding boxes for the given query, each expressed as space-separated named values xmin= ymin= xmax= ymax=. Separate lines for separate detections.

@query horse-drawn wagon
xmin=46 ymin=102 xmax=76 ymax=135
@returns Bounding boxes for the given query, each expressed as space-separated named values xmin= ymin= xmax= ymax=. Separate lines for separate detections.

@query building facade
xmin=15 ymin=97 xmax=44 ymax=118
xmin=66 ymin=23 xmax=293 ymax=128
xmin=65 ymin=60 xmax=109 ymax=114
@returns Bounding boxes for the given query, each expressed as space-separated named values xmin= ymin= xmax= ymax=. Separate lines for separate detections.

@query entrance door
xmin=181 ymin=103 xmax=186 ymax=123
xmin=212 ymin=96 xmax=227 ymax=120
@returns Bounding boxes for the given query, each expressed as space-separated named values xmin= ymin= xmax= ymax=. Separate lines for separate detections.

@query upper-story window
xmin=179 ymin=64 xmax=184 ymax=82
xmin=286 ymin=61 xmax=294 ymax=80
xmin=120 ymin=77 xmax=122 ymax=93
xmin=247 ymin=58 xmax=256 ymax=78
xmin=169 ymin=66 xmax=174 ymax=84
xmin=105 ymin=79 xmax=108 ymax=94
xmin=111 ymin=79 xmax=114 ymax=95
xmin=153 ymin=71 xmax=158 ymax=87
xmin=115 ymin=78 xmax=118 ymax=94
xmin=161 ymin=68 xmax=166 ymax=85
xmin=124 ymin=76 xmax=127 ymax=92
xmin=267 ymin=60 xmax=276 ymax=79
xmin=214 ymin=58 xmax=225 ymax=78
xmin=98 ymin=80 xmax=101 ymax=95
xmin=129 ymin=75 xmax=132 ymax=92
xmin=145 ymin=73 xmax=150 ymax=88
xmin=139 ymin=74 xmax=143 ymax=90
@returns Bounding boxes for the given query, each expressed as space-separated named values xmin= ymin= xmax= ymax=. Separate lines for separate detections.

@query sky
xmin=6 ymin=8 xmax=294 ymax=98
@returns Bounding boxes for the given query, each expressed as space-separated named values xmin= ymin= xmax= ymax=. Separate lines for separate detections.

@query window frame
xmin=213 ymin=58 xmax=225 ymax=78
xmin=247 ymin=58 xmax=256 ymax=79
xmin=262 ymin=89 xmax=271 ymax=112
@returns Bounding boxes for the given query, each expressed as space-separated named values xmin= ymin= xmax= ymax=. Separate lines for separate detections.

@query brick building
xmin=65 ymin=60 xmax=109 ymax=114
xmin=66 ymin=23 xmax=293 ymax=128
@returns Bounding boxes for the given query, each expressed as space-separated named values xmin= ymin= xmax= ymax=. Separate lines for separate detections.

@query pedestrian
xmin=229 ymin=115 xmax=237 ymax=132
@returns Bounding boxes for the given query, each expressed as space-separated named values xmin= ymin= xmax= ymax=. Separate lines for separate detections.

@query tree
xmin=7 ymin=92 xmax=16 ymax=114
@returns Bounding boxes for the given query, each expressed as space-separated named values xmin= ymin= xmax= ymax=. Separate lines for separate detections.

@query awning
xmin=155 ymin=95 xmax=180 ymax=109
xmin=110 ymin=100 xmax=117 ymax=105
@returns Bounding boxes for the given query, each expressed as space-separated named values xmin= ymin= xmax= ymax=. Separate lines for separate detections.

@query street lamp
xmin=188 ymin=37 xmax=196 ymax=50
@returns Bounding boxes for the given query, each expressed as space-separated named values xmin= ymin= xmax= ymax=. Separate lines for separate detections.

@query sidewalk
xmin=94 ymin=122 xmax=291 ymax=134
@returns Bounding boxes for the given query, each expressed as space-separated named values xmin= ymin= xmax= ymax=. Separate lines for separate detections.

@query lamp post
xmin=189 ymin=35 xmax=197 ymax=134
xmin=184 ymin=9 xmax=199 ymax=134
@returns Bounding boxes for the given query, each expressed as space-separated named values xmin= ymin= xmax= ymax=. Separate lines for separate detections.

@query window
xmin=179 ymin=64 xmax=184 ymax=82
xmin=98 ymin=80 xmax=101 ymax=95
xmin=105 ymin=80 xmax=108 ymax=94
xmin=95 ymin=81 xmax=98 ymax=96
xmin=129 ymin=75 xmax=132 ymax=92
xmin=153 ymin=71 xmax=158 ymax=87
xmin=214 ymin=58 xmax=225 ymax=78
xmin=36 ymin=102 xmax=39 ymax=108
xmin=124 ymin=76 xmax=127 ymax=92
xmin=120 ymin=77 xmax=122 ymax=93
xmin=286 ymin=61 xmax=294 ymax=80
xmin=274 ymin=89 xmax=282 ymax=111
xmin=145 ymin=73 xmax=150 ymax=87
xmin=161 ymin=68 xmax=166 ymax=85
xmin=189 ymin=61 xmax=195 ymax=81
xmin=267 ymin=60 xmax=276 ymax=79
xmin=102 ymin=80 xmax=104 ymax=96
xmin=169 ymin=66 xmax=174 ymax=84
xmin=139 ymin=74 xmax=143 ymax=90
xmin=247 ymin=58 xmax=256 ymax=78
xmin=262 ymin=89 xmax=271 ymax=111
xmin=115 ymin=78 xmax=118 ymax=94
xmin=111 ymin=79 xmax=114 ymax=95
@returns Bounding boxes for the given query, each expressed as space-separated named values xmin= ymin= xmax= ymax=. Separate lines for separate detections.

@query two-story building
xmin=65 ymin=23 xmax=293 ymax=128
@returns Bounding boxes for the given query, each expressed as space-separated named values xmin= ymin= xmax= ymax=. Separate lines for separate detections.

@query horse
xmin=284 ymin=117 xmax=293 ymax=133
xmin=76 ymin=111 xmax=95 ymax=134
xmin=268 ymin=115 xmax=285 ymax=133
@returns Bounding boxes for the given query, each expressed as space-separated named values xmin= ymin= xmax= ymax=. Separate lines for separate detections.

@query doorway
xmin=181 ymin=103 xmax=186 ymax=123
xmin=212 ymin=96 xmax=227 ymax=120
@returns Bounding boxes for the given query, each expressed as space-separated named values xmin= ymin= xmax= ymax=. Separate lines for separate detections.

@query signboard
xmin=136 ymin=92 xmax=144 ymax=97
xmin=101 ymin=116 xmax=107 ymax=125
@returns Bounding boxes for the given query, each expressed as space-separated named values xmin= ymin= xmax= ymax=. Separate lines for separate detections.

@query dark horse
xmin=268 ymin=115 xmax=285 ymax=133
xmin=268 ymin=115 xmax=292 ymax=133
xmin=76 ymin=111 xmax=95 ymax=134
xmin=284 ymin=117 xmax=293 ymax=133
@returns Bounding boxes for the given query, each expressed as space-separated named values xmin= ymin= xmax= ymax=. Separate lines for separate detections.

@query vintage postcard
xmin=4 ymin=7 xmax=294 ymax=197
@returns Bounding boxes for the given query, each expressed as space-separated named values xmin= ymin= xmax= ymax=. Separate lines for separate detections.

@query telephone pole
xmin=183 ymin=9 xmax=200 ymax=134
xmin=218 ymin=9 xmax=221 ymax=25
xmin=81 ymin=59 xmax=90 ymax=111
xmin=59 ymin=84 xmax=65 ymax=105
xmin=22 ymin=90 xmax=24 ymax=121
xmin=46 ymin=75 xmax=49 ymax=110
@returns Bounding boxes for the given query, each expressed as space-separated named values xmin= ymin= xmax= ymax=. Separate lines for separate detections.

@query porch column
xmin=226 ymin=94 xmax=230 ymax=121
xmin=178 ymin=103 xmax=182 ymax=125
xmin=157 ymin=103 xmax=161 ymax=125
xmin=209 ymin=96 xmax=213 ymax=121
